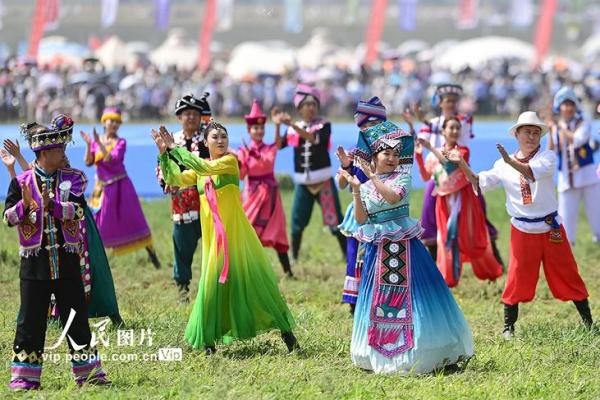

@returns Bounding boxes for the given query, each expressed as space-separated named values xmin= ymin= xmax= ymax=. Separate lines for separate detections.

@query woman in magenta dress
xmin=238 ymin=100 xmax=293 ymax=277
xmin=81 ymin=107 xmax=160 ymax=268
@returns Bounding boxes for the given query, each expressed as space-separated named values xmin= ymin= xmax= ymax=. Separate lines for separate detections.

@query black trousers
xmin=13 ymin=278 xmax=92 ymax=363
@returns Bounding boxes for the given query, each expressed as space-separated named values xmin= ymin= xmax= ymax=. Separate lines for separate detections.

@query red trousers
xmin=502 ymin=225 xmax=589 ymax=305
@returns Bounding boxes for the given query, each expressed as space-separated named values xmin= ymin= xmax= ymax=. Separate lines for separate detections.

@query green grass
xmin=0 ymin=188 xmax=599 ymax=399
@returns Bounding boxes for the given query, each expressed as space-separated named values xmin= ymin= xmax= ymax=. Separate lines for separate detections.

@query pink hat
xmin=293 ymin=83 xmax=321 ymax=108
xmin=244 ymin=99 xmax=267 ymax=126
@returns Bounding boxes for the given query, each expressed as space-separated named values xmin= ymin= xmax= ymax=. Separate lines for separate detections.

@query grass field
xmin=0 ymin=188 xmax=599 ymax=399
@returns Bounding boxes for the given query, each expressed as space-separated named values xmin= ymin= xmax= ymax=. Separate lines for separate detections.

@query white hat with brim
xmin=508 ymin=111 xmax=548 ymax=137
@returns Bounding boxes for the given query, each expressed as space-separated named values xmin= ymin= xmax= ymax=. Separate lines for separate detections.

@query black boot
xmin=503 ymin=303 xmax=519 ymax=339
xmin=426 ymin=243 xmax=437 ymax=261
xmin=146 ymin=247 xmax=161 ymax=269
xmin=277 ymin=252 xmax=294 ymax=278
xmin=349 ymin=303 xmax=356 ymax=316
xmin=573 ymin=299 xmax=593 ymax=329
xmin=109 ymin=313 xmax=125 ymax=329
xmin=334 ymin=231 xmax=348 ymax=262
xmin=204 ymin=345 xmax=216 ymax=356
xmin=291 ymin=232 xmax=303 ymax=262
xmin=281 ymin=331 xmax=301 ymax=353
xmin=177 ymin=282 xmax=190 ymax=304
xmin=491 ymin=238 xmax=505 ymax=271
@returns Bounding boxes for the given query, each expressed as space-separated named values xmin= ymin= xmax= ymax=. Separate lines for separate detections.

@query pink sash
xmin=204 ymin=177 xmax=230 ymax=284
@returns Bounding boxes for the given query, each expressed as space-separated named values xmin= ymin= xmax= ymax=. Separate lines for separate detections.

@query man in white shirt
xmin=449 ymin=111 xmax=593 ymax=339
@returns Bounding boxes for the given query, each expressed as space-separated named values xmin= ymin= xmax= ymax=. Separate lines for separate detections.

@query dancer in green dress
xmin=152 ymin=122 xmax=299 ymax=355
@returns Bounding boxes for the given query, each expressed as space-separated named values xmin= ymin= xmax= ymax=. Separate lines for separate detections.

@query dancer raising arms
xmin=81 ymin=107 xmax=160 ymax=268
xmin=341 ymin=120 xmax=473 ymax=374
xmin=282 ymin=84 xmax=346 ymax=262
xmin=238 ymin=100 xmax=293 ymax=277
xmin=4 ymin=119 xmax=109 ymax=390
xmin=153 ymin=122 xmax=299 ymax=355
xmin=450 ymin=111 xmax=593 ymax=338
xmin=415 ymin=116 xmax=503 ymax=287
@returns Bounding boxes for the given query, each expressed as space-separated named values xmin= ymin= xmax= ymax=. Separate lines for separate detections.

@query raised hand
xmin=340 ymin=170 xmax=361 ymax=191
xmin=496 ymin=143 xmax=511 ymax=163
xmin=445 ymin=148 xmax=462 ymax=163
xmin=402 ymin=108 xmax=414 ymax=126
xmin=21 ymin=180 xmax=34 ymax=210
xmin=417 ymin=137 xmax=432 ymax=151
xmin=150 ymin=129 xmax=168 ymax=155
xmin=92 ymin=127 xmax=102 ymax=144
xmin=41 ymin=183 xmax=50 ymax=209
xmin=336 ymin=145 xmax=350 ymax=168
xmin=355 ymin=157 xmax=374 ymax=179
xmin=80 ymin=130 xmax=92 ymax=145
xmin=279 ymin=112 xmax=292 ymax=126
xmin=413 ymin=103 xmax=426 ymax=123
xmin=271 ymin=106 xmax=282 ymax=124
xmin=158 ymin=126 xmax=176 ymax=150
xmin=0 ymin=148 xmax=15 ymax=168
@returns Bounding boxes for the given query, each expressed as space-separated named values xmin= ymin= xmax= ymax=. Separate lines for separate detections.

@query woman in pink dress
xmin=237 ymin=100 xmax=293 ymax=277
xmin=81 ymin=107 xmax=160 ymax=268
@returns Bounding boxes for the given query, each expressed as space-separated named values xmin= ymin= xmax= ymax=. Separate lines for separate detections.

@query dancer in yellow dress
xmin=152 ymin=122 xmax=299 ymax=355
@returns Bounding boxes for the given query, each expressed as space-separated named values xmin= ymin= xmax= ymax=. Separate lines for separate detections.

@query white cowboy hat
xmin=508 ymin=111 xmax=548 ymax=137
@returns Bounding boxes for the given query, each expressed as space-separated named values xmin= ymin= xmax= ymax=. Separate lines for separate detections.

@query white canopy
xmin=226 ymin=41 xmax=296 ymax=80
xmin=95 ymin=36 xmax=136 ymax=70
xmin=433 ymin=36 xmax=535 ymax=72
xmin=150 ymin=29 xmax=198 ymax=71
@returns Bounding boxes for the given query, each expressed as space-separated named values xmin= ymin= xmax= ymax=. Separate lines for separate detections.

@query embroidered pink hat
xmin=293 ymin=83 xmax=321 ymax=108
xmin=244 ymin=99 xmax=267 ymax=126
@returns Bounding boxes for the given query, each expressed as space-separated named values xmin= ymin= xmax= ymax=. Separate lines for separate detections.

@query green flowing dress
xmin=159 ymin=148 xmax=295 ymax=348
xmin=85 ymin=206 xmax=120 ymax=318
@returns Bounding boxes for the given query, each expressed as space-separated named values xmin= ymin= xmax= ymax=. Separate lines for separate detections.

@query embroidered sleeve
xmin=50 ymin=200 xmax=85 ymax=221
xmin=2 ymin=178 xmax=26 ymax=227
xmin=529 ymin=151 xmax=557 ymax=181
xmin=388 ymin=173 xmax=410 ymax=199
xmin=168 ymin=147 xmax=239 ymax=178
xmin=158 ymin=151 xmax=198 ymax=188
xmin=478 ymin=159 xmax=503 ymax=193
xmin=572 ymin=122 xmax=591 ymax=148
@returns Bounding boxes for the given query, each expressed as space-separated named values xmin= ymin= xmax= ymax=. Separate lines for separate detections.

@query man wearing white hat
xmin=548 ymin=87 xmax=600 ymax=245
xmin=449 ymin=111 xmax=593 ymax=338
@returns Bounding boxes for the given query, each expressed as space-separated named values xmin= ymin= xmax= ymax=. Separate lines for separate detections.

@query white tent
xmin=226 ymin=41 xmax=296 ymax=80
xmin=582 ymin=34 xmax=600 ymax=62
xmin=150 ymin=29 xmax=198 ymax=71
xmin=432 ymin=36 xmax=535 ymax=72
xmin=95 ymin=36 xmax=135 ymax=70
xmin=296 ymin=28 xmax=341 ymax=69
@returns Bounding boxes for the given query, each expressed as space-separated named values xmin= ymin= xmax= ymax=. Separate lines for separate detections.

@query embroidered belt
xmin=248 ymin=173 xmax=277 ymax=187
xmin=515 ymin=211 xmax=563 ymax=242
xmin=173 ymin=211 xmax=199 ymax=223
xmin=97 ymin=173 xmax=127 ymax=187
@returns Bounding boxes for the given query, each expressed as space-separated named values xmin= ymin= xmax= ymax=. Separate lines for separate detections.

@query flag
xmin=364 ymin=0 xmax=388 ymax=65
xmin=217 ymin=0 xmax=234 ymax=31
xmin=283 ymin=0 xmax=303 ymax=33
xmin=197 ymin=0 xmax=217 ymax=72
xmin=101 ymin=0 xmax=119 ymax=28
xmin=154 ymin=0 xmax=170 ymax=31
xmin=398 ymin=0 xmax=417 ymax=31
xmin=510 ymin=0 xmax=533 ymax=28
xmin=27 ymin=0 xmax=48 ymax=61
xmin=44 ymin=0 xmax=60 ymax=31
xmin=533 ymin=0 xmax=557 ymax=68
xmin=456 ymin=0 xmax=478 ymax=29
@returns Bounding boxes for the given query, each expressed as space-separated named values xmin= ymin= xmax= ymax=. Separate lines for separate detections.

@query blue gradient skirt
xmin=351 ymin=238 xmax=474 ymax=374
